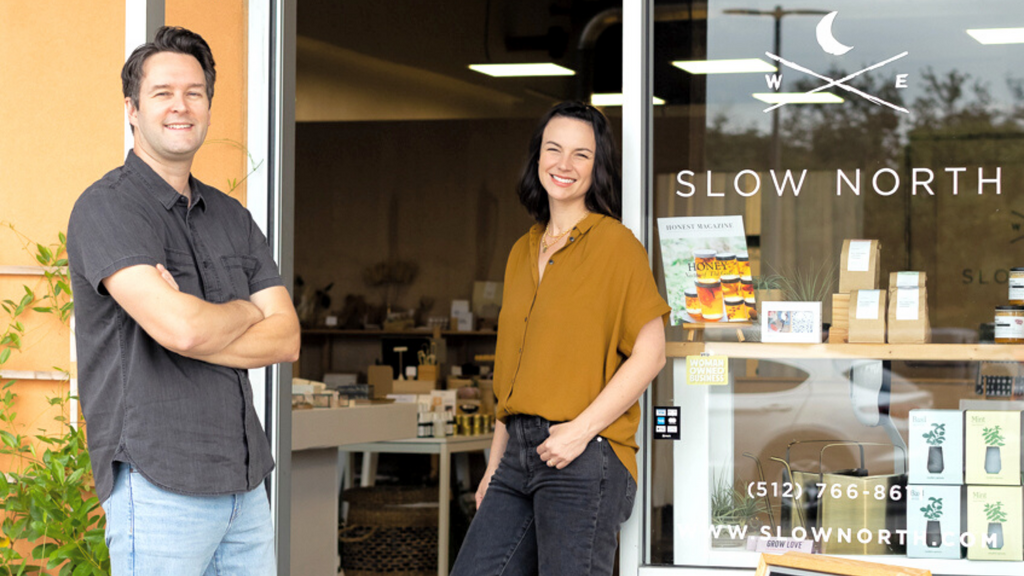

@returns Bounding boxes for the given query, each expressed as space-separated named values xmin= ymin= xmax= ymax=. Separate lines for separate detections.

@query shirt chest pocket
xmin=164 ymin=249 xmax=203 ymax=298
xmin=221 ymin=254 xmax=257 ymax=301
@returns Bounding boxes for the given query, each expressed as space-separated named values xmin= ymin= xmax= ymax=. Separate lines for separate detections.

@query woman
xmin=451 ymin=101 xmax=669 ymax=576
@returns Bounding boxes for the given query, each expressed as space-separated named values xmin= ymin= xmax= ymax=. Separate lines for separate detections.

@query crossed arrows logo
xmin=762 ymin=11 xmax=910 ymax=115
xmin=763 ymin=51 xmax=910 ymax=114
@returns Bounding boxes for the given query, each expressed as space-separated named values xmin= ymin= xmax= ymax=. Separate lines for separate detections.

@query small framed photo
xmin=760 ymin=301 xmax=822 ymax=343
xmin=756 ymin=551 xmax=930 ymax=576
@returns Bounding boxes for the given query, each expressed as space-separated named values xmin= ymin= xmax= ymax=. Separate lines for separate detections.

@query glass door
xmin=643 ymin=1 xmax=1024 ymax=574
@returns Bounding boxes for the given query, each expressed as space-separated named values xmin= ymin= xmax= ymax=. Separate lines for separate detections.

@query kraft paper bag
xmin=887 ymin=272 xmax=931 ymax=344
xmin=839 ymin=239 xmax=881 ymax=294
xmin=849 ymin=289 xmax=886 ymax=343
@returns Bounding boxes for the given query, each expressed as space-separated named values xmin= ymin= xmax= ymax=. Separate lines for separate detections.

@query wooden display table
xmin=343 ymin=434 xmax=494 ymax=576
xmin=290 ymin=404 xmax=417 ymax=576
xmin=668 ymin=341 xmax=1024 ymax=361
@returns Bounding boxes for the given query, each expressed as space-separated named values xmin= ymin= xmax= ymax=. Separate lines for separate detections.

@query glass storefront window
xmin=647 ymin=1 xmax=1024 ymax=574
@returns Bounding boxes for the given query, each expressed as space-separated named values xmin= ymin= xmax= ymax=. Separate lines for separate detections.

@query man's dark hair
xmin=517 ymin=101 xmax=621 ymax=225
xmin=122 ymin=26 xmax=216 ymax=109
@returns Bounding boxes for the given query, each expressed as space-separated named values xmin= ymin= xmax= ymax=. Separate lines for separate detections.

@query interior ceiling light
xmin=468 ymin=63 xmax=575 ymax=77
xmin=966 ymin=27 xmax=1024 ymax=45
xmin=672 ymin=58 xmax=778 ymax=74
xmin=752 ymin=92 xmax=844 ymax=104
xmin=590 ymin=94 xmax=666 ymax=107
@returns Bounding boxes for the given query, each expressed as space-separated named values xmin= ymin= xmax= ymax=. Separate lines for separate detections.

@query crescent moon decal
xmin=816 ymin=11 xmax=854 ymax=56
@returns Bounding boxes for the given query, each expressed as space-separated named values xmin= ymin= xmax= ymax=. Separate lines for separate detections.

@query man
xmin=67 ymin=26 xmax=299 ymax=575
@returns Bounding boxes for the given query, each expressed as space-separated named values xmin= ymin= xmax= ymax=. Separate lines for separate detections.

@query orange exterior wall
xmin=1 ymin=2 xmax=248 ymax=569
xmin=0 ymin=1 xmax=124 ymax=565
xmin=167 ymin=0 xmax=250 ymax=206
xmin=0 ymin=2 xmax=124 ymax=435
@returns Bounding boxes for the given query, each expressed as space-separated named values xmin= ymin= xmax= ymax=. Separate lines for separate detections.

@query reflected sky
xmin=694 ymin=0 xmax=1024 ymax=132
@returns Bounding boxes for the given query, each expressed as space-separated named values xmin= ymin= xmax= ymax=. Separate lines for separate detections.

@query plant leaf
xmin=0 ymin=430 xmax=18 ymax=449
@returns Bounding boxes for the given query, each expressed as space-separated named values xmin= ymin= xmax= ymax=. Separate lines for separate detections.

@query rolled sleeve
xmin=68 ymin=189 xmax=164 ymax=295
xmin=618 ymin=243 xmax=671 ymax=357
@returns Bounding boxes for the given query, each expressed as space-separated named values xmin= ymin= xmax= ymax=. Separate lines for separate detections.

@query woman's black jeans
xmin=451 ymin=415 xmax=637 ymax=576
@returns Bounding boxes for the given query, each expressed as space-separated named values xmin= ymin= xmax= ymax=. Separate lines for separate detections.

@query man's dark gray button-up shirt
xmin=68 ymin=151 xmax=282 ymax=503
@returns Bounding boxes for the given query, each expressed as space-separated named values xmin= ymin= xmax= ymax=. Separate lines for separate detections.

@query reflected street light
xmin=723 ymin=6 xmax=829 ymax=170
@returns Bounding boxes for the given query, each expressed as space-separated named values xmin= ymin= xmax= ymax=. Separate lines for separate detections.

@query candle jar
xmin=737 ymin=253 xmax=751 ymax=277
xmin=740 ymin=276 xmax=754 ymax=299
xmin=725 ymin=297 xmax=748 ymax=321
xmin=693 ymin=250 xmax=718 ymax=280
xmin=715 ymin=252 xmax=736 ymax=277
xmin=684 ymin=288 xmax=702 ymax=320
xmin=696 ymin=278 xmax=723 ymax=322
xmin=1010 ymin=268 xmax=1024 ymax=305
xmin=721 ymin=275 xmax=741 ymax=298
xmin=994 ymin=306 xmax=1024 ymax=343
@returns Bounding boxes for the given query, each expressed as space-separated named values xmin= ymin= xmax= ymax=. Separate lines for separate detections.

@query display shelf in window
xmin=667 ymin=342 xmax=1024 ymax=362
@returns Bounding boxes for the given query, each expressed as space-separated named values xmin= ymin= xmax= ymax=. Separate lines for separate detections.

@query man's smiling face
xmin=127 ymin=51 xmax=211 ymax=165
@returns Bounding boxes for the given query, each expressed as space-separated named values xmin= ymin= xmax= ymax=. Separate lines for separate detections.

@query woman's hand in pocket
xmin=537 ymin=421 xmax=593 ymax=470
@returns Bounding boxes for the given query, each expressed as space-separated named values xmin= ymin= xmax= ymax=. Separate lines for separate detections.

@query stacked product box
xmin=963 ymin=410 xmax=1023 ymax=561
xmin=907 ymin=410 xmax=964 ymax=559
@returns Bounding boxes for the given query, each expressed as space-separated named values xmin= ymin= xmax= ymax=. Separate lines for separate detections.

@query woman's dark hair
xmin=517 ymin=101 xmax=621 ymax=224
xmin=122 ymin=26 xmax=216 ymax=109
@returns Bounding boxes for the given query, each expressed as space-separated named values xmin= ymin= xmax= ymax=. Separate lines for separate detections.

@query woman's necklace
xmin=542 ymin=212 xmax=589 ymax=253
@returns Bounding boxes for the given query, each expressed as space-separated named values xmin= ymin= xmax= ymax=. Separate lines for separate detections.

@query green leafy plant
xmin=985 ymin=502 xmax=1008 ymax=523
xmin=983 ymin=425 xmax=1005 ymax=447
xmin=923 ymin=423 xmax=946 ymax=446
xmin=710 ymin=473 xmax=765 ymax=528
xmin=921 ymin=497 xmax=944 ymax=520
xmin=0 ymin=229 xmax=107 ymax=575
xmin=752 ymin=274 xmax=784 ymax=291
xmin=767 ymin=259 xmax=839 ymax=303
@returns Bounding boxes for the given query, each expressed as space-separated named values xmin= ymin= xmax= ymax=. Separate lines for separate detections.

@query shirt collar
xmin=125 ymin=150 xmax=206 ymax=212
xmin=531 ymin=212 xmax=604 ymax=239
xmin=574 ymin=212 xmax=602 ymax=236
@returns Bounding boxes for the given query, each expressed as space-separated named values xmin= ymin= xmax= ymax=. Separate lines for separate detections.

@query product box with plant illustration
xmin=909 ymin=410 xmax=963 ymax=485
xmin=966 ymin=485 xmax=1023 ymax=561
xmin=965 ymin=410 xmax=1021 ymax=486
xmin=907 ymin=485 xmax=963 ymax=559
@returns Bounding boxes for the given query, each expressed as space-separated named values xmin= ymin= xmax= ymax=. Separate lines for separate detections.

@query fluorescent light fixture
xmin=673 ymin=58 xmax=778 ymax=74
xmin=966 ymin=27 xmax=1024 ymax=45
xmin=468 ymin=63 xmax=575 ymax=77
xmin=590 ymin=93 xmax=666 ymax=106
xmin=753 ymin=92 xmax=844 ymax=105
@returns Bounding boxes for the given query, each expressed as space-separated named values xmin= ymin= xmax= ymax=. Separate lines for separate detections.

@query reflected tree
xmin=781 ymin=67 xmax=904 ymax=169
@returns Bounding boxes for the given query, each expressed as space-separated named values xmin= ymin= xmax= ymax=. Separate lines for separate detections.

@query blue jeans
xmin=451 ymin=415 xmax=636 ymax=576
xmin=102 ymin=463 xmax=276 ymax=576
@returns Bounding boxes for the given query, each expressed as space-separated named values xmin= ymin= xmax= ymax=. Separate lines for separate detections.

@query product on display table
xmin=966 ymin=485 xmax=1023 ymax=561
xmin=964 ymin=410 xmax=1021 ymax=486
xmin=908 ymin=410 xmax=963 ymax=485
xmin=848 ymin=289 xmax=886 ymax=343
xmin=839 ymin=239 xmax=881 ymax=293
xmin=907 ymin=484 xmax=964 ymax=559
xmin=887 ymin=272 xmax=931 ymax=344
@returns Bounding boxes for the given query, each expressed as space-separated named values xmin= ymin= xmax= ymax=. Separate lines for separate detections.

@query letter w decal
xmin=765 ymin=74 xmax=783 ymax=90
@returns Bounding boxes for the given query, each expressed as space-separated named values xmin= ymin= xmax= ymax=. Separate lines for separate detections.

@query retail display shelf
xmin=682 ymin=322 xmax=754 ymax=330
xmin=302 ymin=328 xmax=497 ymax=337
xmin=667 ymin=341 xmax=1024 ymax=362
xmin=693 ymin=548 xmax=1024 ymax=576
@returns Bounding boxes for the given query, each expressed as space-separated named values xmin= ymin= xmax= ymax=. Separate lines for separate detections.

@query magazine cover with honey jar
xmin=657 ymin=215 xmax=752 ymax=325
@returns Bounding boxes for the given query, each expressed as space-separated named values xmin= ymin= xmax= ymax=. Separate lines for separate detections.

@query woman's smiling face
xmin=538 ymin=116 xmax=596 ymax=208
